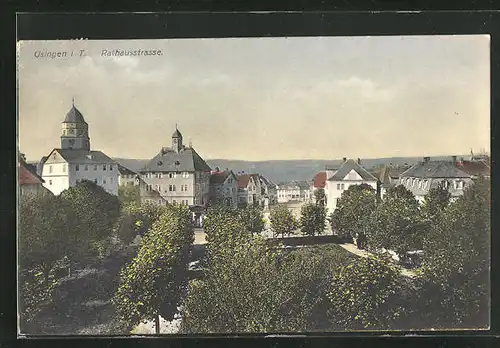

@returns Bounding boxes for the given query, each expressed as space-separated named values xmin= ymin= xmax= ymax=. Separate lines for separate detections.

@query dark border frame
xmin=3 ymin=6 xmax=499 ymax=348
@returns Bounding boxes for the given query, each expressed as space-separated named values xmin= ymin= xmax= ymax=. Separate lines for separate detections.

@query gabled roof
xmin=237 ymin=174 xmax=255 ymax=189
xmin=401 ymin=161 xmax=471 ymax=179
xmin=456 ymin=160 xmax=490 ymax=177
xmin=140 ymin=146 xmax=211 ymax=173
xmin=312 ymin=171 xmax=327 ymax=189
xmin=63 ymin=105 xmax=86 ymax=123
xmin=210 ymin=170 xmax=234 ymax=185
xmin=19 ymin=160 xmax=45 ymax=185
xmin=328 ymin=159 xmax=378 ymax=182
xmin=48 ymin=149 xmax=116 ymax=165
xmin=379 ymin=165 xmax=412 ymax=187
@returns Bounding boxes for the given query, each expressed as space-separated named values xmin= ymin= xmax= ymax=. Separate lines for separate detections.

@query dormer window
xmin=157 ymin=161 xmax=163 ymax=166
xmin=175 ymin=161 xmax=180 ymax=166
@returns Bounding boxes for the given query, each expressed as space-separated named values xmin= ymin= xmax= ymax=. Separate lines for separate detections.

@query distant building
xmin=237 ymin=173 xmax=262 ymax=206
xmin=399 ymin=156 xmax=474 ymax=204
xmin=118 ymin=164 xmax=139 ymax=186
xmin=209 ymin=169 xmax=238 ymax=208
xmin=40 ymin=102 xmax=119 ymax=196
xmin=325 ymin=158 xmax=378 ymax=215
xmin=455 ymin=156 xmax=490 ymax=179
xmin=19 ymin=157 xmax=51 ymax=197
xmin=277 ymin=181 xmax=311 ymax=203
xmin=311 ymin=171 xmax=327 ymax=203
xmin=377 ymin=163 xmax=412 ymax=199
xmin=259 ymin=175 xmax=278 ymax=209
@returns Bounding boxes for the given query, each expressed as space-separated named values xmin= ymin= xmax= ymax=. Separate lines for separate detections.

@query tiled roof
xmin=456 ymin=160 xmax=490 ymax=177
xmin=312 ymin=171 xmax=327 ymax=188
xmin=19 ymin=160 xmax=45 ymax=185
xmin=141 ymin=146 xmax=211 ymax=173
xmin=379 ymin=165 xmax=412 ymax=187
xmin=401 ymin=161 xmax=471 ymax=179
xmin=210 ymin=170 xmax=232 ymax=185
xmin=63 ymin=105 xmax=86 ymax=123
xmin=237 ymin=174 xmax=252 ymax=188
xmin=53 ymin=149 xmax=116 ymax=164
xmin=328 ymin=159 xmax=378 ymax=181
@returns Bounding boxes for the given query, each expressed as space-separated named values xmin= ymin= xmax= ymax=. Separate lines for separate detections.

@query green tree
xmin=238 ymin=204 xmax=265 ymax=236
xmin=313 ymin=188 xmax=326 ymax=206
xmin=269 ymin=204 xmax=297 ymax=238
xmin=118 ymin=184 xmax=141 ymax=206
xmin=180 ymin=242 xmax=354 ymax=333
xmin=114 ymin=202 xmax=167 ymax=246
xmin=61 ymin=180 xmax=121 ymax=261
xmin=329 ymin=184 xmax=377 ymax=247
xmin=299 ymin=202 xmax=327 ymax=236
xmin=327 ymin=254 xmax=405 ymax=330
xmin=421 ymin=180 xmax=452 ymax=222
xmin=113 ymin=204 xmax=194 ymax=334
xmin=416 ymin=177 xmax=490 ymax=329
xmin=367 ymin=185 xmax=423 ymax=258
xmin=18 ymin=193 xmax=77 ymax=330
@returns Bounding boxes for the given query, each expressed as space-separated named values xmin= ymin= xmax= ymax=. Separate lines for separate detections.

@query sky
xmin=18 ymin=36 xmax=490 ymax=161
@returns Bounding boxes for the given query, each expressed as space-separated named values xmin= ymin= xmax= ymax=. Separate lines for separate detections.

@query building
xmin=455 ymin=156 xmax=490 ymax=179
xmin=325 ymin=158 xmax=378 ymax=215
xmin=399 ymin=157 xmax=474 ymax=204
xmin=237 ymin=173 xmax=262 ymax=206
xmin=259 ymin=175 xmax=278 ymax=209
xmin=118 ymin=164 xmax=139 ymax=186
xmin=19 ymin=157 xmax=51 ymax=197
xmin=209 ymin=169 xmax=238 ymax=208
xmin=378 ymin=163 xmax=412 ymax=199
xmin=277 ymin=181 xmax=311 ymax=203
xmin=311 ymin=171 xmax=327 ymax=203
xmin=139 ymin=127 xmax=212 ymax=214
xmin=40 ymin=102 xmax=119 ymax=196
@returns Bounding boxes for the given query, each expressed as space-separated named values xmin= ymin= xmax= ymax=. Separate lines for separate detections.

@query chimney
xmin=215 ymin=167 xmax=220 ymax=172
xmin=342 ymin=157 xmax=347 ymax=163
xmin=357 ymin=158 xmax=361 ymax=165
xmin=423 ymin=156 xmax=430 ymax=163
xmin=452 ymin=155 xmax=457 ymax=163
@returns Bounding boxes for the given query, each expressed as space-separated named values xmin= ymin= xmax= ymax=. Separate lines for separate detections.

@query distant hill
xmin=113 ymin=155 xmax=467 ymax=183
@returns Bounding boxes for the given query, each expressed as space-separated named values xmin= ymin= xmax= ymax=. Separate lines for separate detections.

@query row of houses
xmin=310 ymin=155 xmax=490 ymax=215
xmin=19 ymin=103 xmax=278 ymax=225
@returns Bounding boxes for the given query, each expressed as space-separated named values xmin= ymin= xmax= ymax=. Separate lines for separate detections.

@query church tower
xmin=61 ymin=99 xmax=90 ymax=151
xmin=172 ymin=125 xmax=183 ymax=153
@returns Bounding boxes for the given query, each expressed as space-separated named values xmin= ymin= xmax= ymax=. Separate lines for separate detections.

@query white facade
xmin=325 ymin=166 xmax=378 ymax=215
xmin=42 ymin=151 xmax=119 ymax=196
xmin=276 ymin=182 xmax=310 ymax=203
xmin=237 ymin=175 xmax=261 ymax=206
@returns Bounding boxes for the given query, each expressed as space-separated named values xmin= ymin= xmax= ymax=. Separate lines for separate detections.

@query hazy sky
xmin=18 ymin=36 xmax=490 ymax=161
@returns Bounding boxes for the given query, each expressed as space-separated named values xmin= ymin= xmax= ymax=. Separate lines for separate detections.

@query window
xmin=183 ymin=172 xmax=189 ymax=178
xmin=94 ymin=178 xmax=98 ymax=183
xmin=103 ymin=179 xmax=107 ymax=184
xmin=76 ymin=164 xmax=79 ymax=171
xmin=457 ymin=181 xmax=464 ymax=189
xmin=69 ymin=129 xmax=74 ymax=134
xmin=341 ymin=184 xmax=345 ymax=190
xmin=109 ymin=165 xmax=113 ymax=171
xmin=94 ymin=165 xmax=97 ymax=171
xmin=159 ymin=173 xmax=163 ymax=179
xmin=418 ymin=180 xmax=422 ymax=189
xmin=49 ymin=180 xmax=52 ymax=185
xmin=85 ymin=165 xmax=88 ymax=171
xmin=169 ymin=185 xmax=176 ymax=192
xmin=443 ymin=180 xmax=449 ymax=189
xmin=155 ymin=184 xmax=160 ymax=191
xmin=49 ymin=165 xmax=53 ymax=173
xmin=169 ymin=173 xmax=174 ymax=178
xmin=103 ymin=165 xmax=106 ymax=171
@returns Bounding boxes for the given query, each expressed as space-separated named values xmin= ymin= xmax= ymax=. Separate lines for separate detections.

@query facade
xmin=118 ymin=164 xmax=139 ymax=186
xmin=209 ymin=169 xmax=238 ymax=208
xmin=237 ymin=173 xmax=262 ymax=206
xmin=277 ymin=181 xmax=311 ymax=203
xmin=259 ymin=175 xmax=278 ymax=209
xmin=325 ymin=158 xmax=378 ymax=215
xmin=399 ymin=157 xmax=474 ymax=204
xmin=139 ymin=127 xmax=212 ymax=210
xmin=19 ymin=158 xmax=51 ymax=197
xmin=40 ymin=102 xmax=119 ymax=196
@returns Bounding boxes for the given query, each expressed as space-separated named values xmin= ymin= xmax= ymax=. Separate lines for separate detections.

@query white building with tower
xmin=39 ymin=101 xmax=119 ymax=196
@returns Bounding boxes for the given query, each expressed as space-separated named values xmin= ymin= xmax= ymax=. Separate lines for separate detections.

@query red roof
xmin=237 ymin=174 xmax=251 ymax=188
xmin=312 ymin=171 xmax=326 ymax=189
xmin=456 ymin=160 xmax=490 ymax=177
xmin=19 ymin=161 xmax=44 ymax=185
xmin=210 ymin=171 xmax=231 ymax=185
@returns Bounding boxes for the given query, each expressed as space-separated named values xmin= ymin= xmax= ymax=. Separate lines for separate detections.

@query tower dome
xmin=61 ymin=100 xmax=90 ymax=151
xmin=63 ymin=104 xmax=86 ymax=124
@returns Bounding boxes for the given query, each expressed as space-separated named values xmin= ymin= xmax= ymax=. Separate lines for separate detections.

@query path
xmin=338 ymin=243 xmax=416 ymax=278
